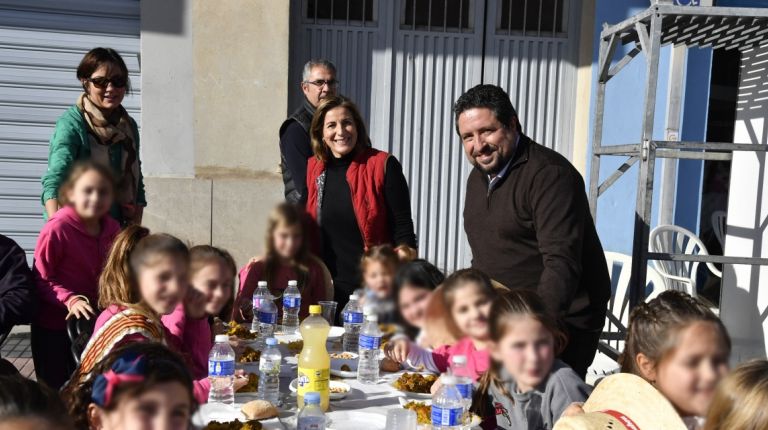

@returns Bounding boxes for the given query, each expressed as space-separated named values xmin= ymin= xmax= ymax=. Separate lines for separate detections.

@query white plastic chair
xmin=586 ymin=252 xmax=666 ymax=385
xmin=649 ymin=224 xmax=722 ymax=298
xmin=711 ymin=210 xmax=727 ymax=249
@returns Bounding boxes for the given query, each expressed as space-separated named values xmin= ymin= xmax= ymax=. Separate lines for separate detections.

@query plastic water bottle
xmin=297 ymin=391 xmax=326 ymax=430
xmin=341 ymin=294 xmax=363 ymax=352
xmin=251 ymin=281 xmax=269 ymax=332
xmin=282 ymin=280 xmax=301 ymax=333
xmin=258 ymin=295 xmax=278 ymax=341
xmin=357 ymin=313 xmax=382 ymax=384
xmin=431 ymin=374 xmax=464 ymax=429
xmin=208 ymin=334 xmax=236 ymax=405
xmin=258 ymin=337 xmax=282 ymax=404
xmin=450 ymin=355 xmax=473 ymax=424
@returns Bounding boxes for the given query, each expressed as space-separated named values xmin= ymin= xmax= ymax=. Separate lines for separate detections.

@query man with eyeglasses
xmin=279 ymin=59 xmax=339 ymax=205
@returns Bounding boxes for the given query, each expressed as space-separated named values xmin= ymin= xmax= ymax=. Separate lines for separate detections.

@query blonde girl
xmin=704 ymin=359 xmax=768 ymax=430
xmin=70 ymin=225 xmax=190 ymax=383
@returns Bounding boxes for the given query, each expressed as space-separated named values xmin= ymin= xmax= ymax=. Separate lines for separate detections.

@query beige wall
xmin=141 ymin=0 xmax=289 ymax=268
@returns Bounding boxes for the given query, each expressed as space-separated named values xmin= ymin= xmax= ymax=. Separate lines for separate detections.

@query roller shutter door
xmin=0 ymin=0 xmax=140 ymax=262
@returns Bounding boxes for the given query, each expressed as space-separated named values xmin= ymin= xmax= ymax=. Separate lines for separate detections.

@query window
xmin=497 ymin=0 xmax=567 ymax=37
xmin=401 ymin=0 xmax=474 ymax=32
xmin=305 ymin=0 xmax=376 ymax=25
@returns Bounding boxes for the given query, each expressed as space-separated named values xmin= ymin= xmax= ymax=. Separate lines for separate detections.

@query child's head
xmin=0 ymin=374 xmax=73 ymax=430
xmin=266 ymin=203 xmax=308 ymax=262
xmin=704 ymin=360 xmax=768 ymax=430
xmin=189 ymin=245 xmax=237 ymax=319
xmin=394 ymin=259 xmax=445 ymax=330
xmin=66 ymin=342 xmax=195 ymax=430
xmin=361 ymin=245 xmax=399 ymax=298
xmin=442 ymin=268 xmax=496 ymax=341
xmin=620 ymin=290 xmax=731 ymax=418
xmin=99 ymin=225 xmax=190 ymax=316
xmin=487 ymin=290 xmax=566 ymax=391
xmin=58 ymin=160 xmax=115 ymax=221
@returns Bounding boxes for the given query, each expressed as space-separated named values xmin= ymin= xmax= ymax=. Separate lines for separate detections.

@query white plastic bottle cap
xmin=349 ymin=294 xmax=359 ymax=300
xmin=452 ymin=355 xmax=467 ymax=365
xmin=440 ymin=374 xmax=458 ymax=385
xmin=214 ymin=334 xmax=229 ymax=343
xmin=258 ymin=281 xmax=268 ymax=287
xmin=288 ymin=280 xmax=298 ymax=286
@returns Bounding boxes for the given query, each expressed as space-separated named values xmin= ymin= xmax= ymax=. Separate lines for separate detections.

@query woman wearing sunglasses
xmin=41 ymin=47 xmax=145 ymax=226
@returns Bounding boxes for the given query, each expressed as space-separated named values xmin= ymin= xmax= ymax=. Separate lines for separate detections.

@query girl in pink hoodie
xmin=163 ymin=245 xmax=247 ymax=403
xmin=31 ymin=161 xmax=120 ymax=390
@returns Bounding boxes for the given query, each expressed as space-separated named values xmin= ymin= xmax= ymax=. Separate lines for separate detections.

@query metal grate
xmin=604 ymin=6 xmax=768 ymax=52
xmin=401 ymin=0 xmax=473 ymax=32
xmin=496 ymin=0 xmax=567 ymax=37
xmin=305 ymin=0 xmax=376 ymax=25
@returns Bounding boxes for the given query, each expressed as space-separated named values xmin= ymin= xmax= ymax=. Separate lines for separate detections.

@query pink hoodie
xmin=162 ymin=304 xmax=212 ymax=404
xmin=33 ymin=206 xmax=120 ymax=330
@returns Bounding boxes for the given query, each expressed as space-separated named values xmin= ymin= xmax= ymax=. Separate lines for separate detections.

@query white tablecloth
xmin=194 ymin=370 xmax=416 ymax=430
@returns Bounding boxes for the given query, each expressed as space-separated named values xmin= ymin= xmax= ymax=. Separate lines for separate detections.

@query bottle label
xmin=297 ymin=367 xmax=330 ymax=398
xmin=258 ymin=310 xmax=277 ymax=324
xmin=208 ymin=359 xmax=235 ymax=377
xmin=297 ymin=416 xmax=326 ymax=430
xmin=259 ymin=357 xmax=281 ymax=374
xmin=359 ymin=334 xmax=381 ymax=350
xmin=431 ymin=406 xmax=463 ymax=426
xmin=343 ymin=311 xmax=363 ymax=324
xmin=283 ymin=296 xmax=301 ymax=309
xmin=456 ymin=383 xmax=473 ymax=399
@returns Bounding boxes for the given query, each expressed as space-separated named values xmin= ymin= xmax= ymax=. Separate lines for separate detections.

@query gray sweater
xmin=487 ymin=360 xmax=591 ymax=429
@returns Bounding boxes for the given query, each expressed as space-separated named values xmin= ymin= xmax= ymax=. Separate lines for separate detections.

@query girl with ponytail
xmin=473 ymin=289 xmax=589 ymax=430
xmin=68 ymin=225 xmax=190 ymax=384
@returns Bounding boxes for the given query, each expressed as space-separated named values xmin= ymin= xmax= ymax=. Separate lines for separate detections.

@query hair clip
xmin=91 ymin=353 xmax=146 ymax=407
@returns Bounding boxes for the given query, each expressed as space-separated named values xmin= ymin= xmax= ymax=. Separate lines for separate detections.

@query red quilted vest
xmin=306 ymin=147 xmax=391 ymax=250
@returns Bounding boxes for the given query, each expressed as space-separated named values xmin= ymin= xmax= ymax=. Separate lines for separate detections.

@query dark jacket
xmin=279 ymin=100 xmax=315 ymax=205
xmin=0 ymin=234 xmax=35 ymax=334
xmin=463 ymin=135 xmax=610 ymax=331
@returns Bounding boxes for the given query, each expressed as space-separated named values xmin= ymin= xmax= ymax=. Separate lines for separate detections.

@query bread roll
xmin=241 ymin=400 xmax=278 ymax=420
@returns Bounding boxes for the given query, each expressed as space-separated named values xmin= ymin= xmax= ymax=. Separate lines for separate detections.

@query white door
xmin=0 ymin=0 xmax=141 ymax=262
xmin=291 ymin=0 xmax=579 ymax=272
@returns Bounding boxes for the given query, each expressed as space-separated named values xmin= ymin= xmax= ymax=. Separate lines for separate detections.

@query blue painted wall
xmin=586 ymin=1 xmax=729 ymax=254
xmin=587 ymin=1 xmax=671 ymax=255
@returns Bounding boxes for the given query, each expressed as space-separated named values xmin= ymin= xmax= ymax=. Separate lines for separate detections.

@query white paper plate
xmin=274 ymin=326 xmax=345 ymax=341
xmin=329 ymin=352 xmax=358 ymax=371
xmin=288 ymin=378 xmax=351 ymax=400
xmin=326 ymin=411 xmax=387 ymax=430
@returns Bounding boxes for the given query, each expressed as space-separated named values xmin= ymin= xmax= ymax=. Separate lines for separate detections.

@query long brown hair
xmin=442 ymin=268 xmax=497 ymax=311
xmin=309 ymin=95 xmax=371 ymax=162
xmin=58 ymin=160 xmax=116 ymax=208
xmin=704 ymin=360 xmax=768 ymax=430
xmin=63 ymin=342 xmax=194 ymax=430
xmin=618 ymin=290 xmax=731 ymax=378
xmin=263 ymin=203 xmax=311 ymax=297
xmin=98 ymin=225 xmax=190 ymax=314
xmin=473 ymin=289 xmax=567 ymax=416
xmin=189 ymin=245 xmax=237 ymax=321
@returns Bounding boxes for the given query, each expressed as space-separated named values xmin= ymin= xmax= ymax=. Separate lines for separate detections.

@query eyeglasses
xmin=87 ymin=76 xmax=128 ymax=89
xmin=304 ymin=79 xmax=338 ymax=88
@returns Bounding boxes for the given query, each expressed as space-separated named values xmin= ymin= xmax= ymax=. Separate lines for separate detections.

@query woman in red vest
xmin=306 ymin=96 xmax=417 ymax=313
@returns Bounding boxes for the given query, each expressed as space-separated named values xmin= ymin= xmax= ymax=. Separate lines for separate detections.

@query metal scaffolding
xmin=588 ymin=3 xmax=768 ymax=311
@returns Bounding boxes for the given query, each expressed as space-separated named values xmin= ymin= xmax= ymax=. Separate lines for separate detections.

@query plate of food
xmin=226 ymin=321 xmax=258 ymax=341
xmin=288 ymin=378 xmax=351 ymax=400
xmin=236 ymin=373 xmax=259 ymax=393
xmin=236 ymin=346 xmax=261 ymax=372
xmin=391 ymin=372 xmax=438 ymax=399
xmin=399 ymin=398 xmax=481 ymax=428
xmin=277 ymin=338 xmax=303 ymax=355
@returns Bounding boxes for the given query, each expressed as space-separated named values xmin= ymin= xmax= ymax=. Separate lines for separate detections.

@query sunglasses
xmin=304 ymin=79 xmax=338 ymax=88
xmin=87 ymin=76 xmax=128 ymax=89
